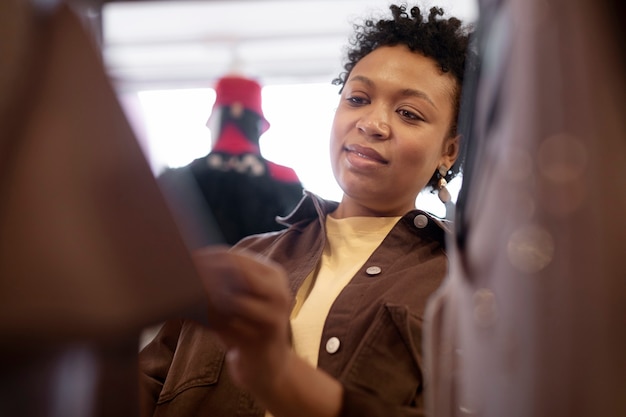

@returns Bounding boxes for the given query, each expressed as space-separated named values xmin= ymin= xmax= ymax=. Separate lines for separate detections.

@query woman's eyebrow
xmin=348 ymin=75 xmax=374 ymax=87
xmin=400 ymin=88 xmax=437 ymax=109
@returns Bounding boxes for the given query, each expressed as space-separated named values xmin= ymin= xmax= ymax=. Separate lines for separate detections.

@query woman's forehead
xmin=347 ymin=46 xmax=457 ymax=107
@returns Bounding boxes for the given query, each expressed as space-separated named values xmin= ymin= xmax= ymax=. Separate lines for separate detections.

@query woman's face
xmin=330 ymin=45 xmax=459 ymax=217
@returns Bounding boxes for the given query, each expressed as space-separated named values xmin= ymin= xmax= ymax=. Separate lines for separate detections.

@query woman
xmin=139 ymin=4 xmax=472 ymax=417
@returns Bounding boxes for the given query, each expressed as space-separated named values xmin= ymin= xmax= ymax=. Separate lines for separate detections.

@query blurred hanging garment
xmin=0 ymin=2 xmax=205 ymax=416
xmin=424 ymin=0 xmax=626 ymax=416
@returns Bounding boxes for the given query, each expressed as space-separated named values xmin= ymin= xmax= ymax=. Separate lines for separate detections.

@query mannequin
xmin=158 ymin=74 xmax=304 ymax=247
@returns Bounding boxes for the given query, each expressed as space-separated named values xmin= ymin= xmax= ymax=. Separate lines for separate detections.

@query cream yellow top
xmin=290 ymin=215 xmax=400 ymax=366
xmin=265 ymin=215 xmax=400 ymax=417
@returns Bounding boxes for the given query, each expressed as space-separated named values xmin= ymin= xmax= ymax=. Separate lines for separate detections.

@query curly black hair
xmin=332 ymin=4 xmax=474 ymax=190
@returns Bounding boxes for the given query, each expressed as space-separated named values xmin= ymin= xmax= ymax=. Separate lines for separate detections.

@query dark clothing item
xmin=139 ymin=192 xmax=450 ymax=417
xmin=158 ymin=152 xmax=303 ymax=248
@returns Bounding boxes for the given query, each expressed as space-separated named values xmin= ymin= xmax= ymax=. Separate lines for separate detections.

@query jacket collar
xmin=278 ymin=190 xmax=450 ymax=236
xmin=276 ymin=190 xmax=337 ymax=227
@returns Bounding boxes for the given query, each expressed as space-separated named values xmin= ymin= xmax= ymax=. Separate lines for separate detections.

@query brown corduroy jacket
xmin=140 ymin=191 xmax=451 ymax=417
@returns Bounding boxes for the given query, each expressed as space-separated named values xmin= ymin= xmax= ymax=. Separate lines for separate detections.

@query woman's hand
xmin=191 ymin=246 xmax=292 ymax=395
xmin=192 ymin=246 xmax=342 ymax=417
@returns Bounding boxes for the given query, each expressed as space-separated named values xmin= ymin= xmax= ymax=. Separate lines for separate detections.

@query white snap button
xmin=414 ymin=214 xmax=428 ymax=228
xmin=365 ymin=266 xmax=382 ymax=276
xmin=325 ymin=337 xmax=341 ymax=354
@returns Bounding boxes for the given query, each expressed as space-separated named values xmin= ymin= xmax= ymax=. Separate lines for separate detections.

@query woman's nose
xmin=356 ymin=110 xmax=390 ymax=139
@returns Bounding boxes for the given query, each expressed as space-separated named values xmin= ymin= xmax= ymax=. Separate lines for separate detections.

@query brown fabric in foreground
xmin=0 ymin=3 xmax=206 ymax=416
xmin=0 ymin=2 xmax=204 ymax=343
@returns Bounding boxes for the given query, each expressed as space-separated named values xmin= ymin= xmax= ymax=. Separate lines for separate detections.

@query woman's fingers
xmin=213 ymin=297 xmax=290 ymax=343
xmin=190 ymin=247 xmax=296 ymax=398
xmin=191 ymin=246 xmax=291 ymax=333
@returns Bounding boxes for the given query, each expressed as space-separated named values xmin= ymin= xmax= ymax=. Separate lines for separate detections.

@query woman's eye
xmin=347 ymin=95 xmax=368 ymax=105
xmin=398 ymin=108 xmax=424 ymax=122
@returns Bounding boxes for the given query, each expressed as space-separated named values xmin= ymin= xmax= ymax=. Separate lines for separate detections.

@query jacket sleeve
xmin=138 ymin=319 xmax=183 ymax=417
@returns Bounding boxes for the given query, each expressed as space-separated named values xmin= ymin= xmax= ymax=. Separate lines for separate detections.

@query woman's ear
xmin=440 ymin=134 xmax=461 ymax=168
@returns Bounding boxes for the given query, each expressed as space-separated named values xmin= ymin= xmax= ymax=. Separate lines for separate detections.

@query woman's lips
xmin=345 ymin=144 xmax=388 ymax=164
